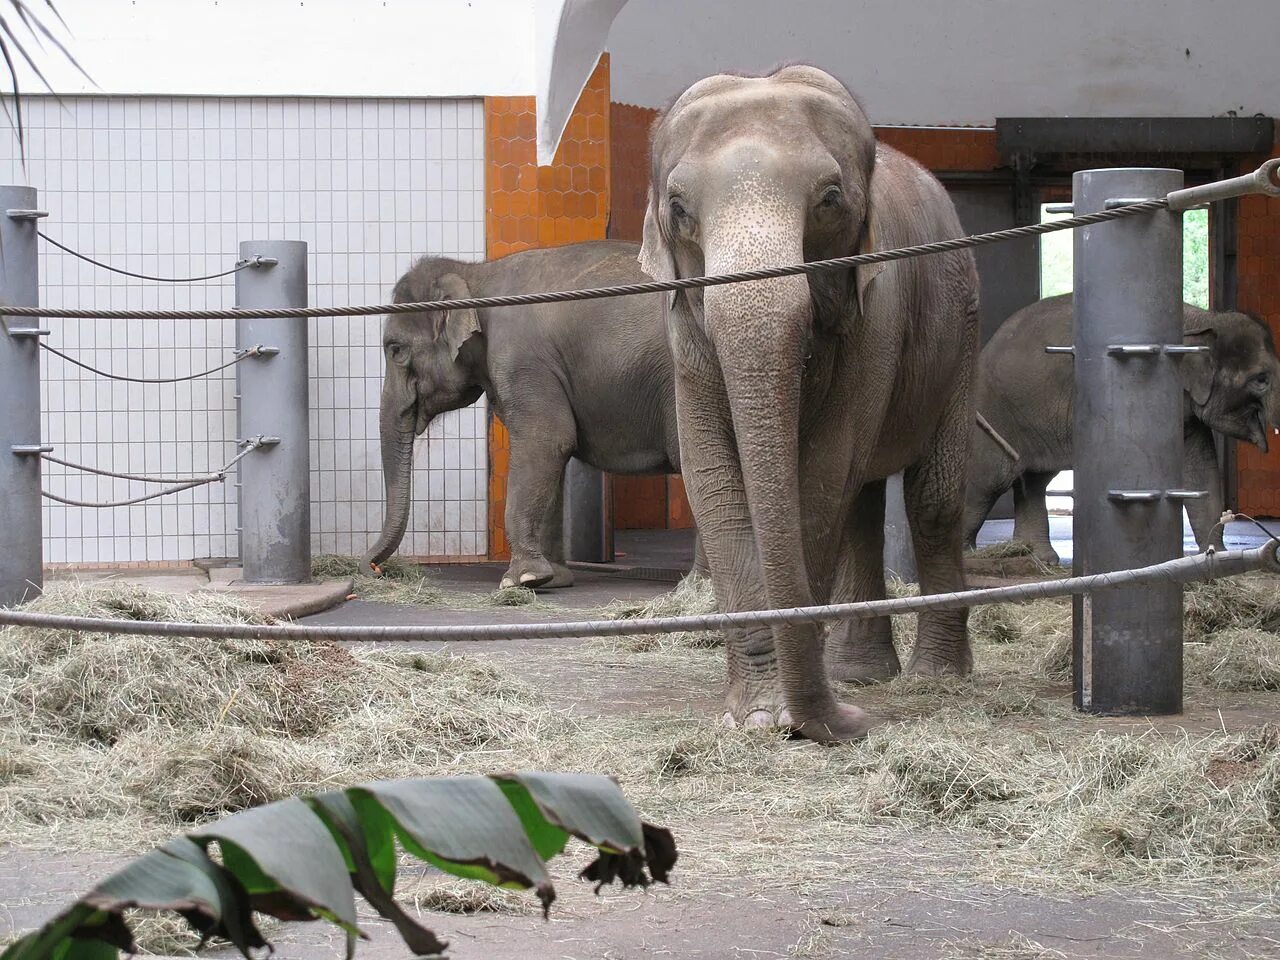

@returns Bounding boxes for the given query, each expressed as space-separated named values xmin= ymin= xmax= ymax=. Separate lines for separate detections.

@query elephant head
xmin=1180 ymin=311 xmax=1280 ymax=453
xmin=362 ymin=262 xmax=484 ymax=573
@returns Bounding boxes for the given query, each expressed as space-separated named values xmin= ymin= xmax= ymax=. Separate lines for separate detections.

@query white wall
xmin=608 ymin=0 xmax=1280 ymax=124
xmin=9 ymin=0 xmax=537 ymax=97
xmin=0 ymin=96 xmax=489 ymax=565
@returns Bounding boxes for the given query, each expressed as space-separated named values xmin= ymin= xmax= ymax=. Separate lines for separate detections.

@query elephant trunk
xmin=362 ymin=381 xmax=418 ymax=574
xmin=703 ymin=227 xmax=837 ymax=712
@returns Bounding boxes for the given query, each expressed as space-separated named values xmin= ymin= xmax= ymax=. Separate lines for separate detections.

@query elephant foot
xmin=543 ymin=563 xmax=575 ymax=589
xmin=499 ymin=557 xmax=555 ymax=590
xmin=723 ymin=673 xmax=874 ymax=743
xmin=825 ymin=619 xmax=901 ymax=685
xmin=1032 ymin=545 xmax=1061 ymax=566
xmin=904 ymin=643 xmax=974 ymax=678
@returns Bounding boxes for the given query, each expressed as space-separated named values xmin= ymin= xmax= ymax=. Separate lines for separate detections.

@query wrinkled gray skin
xmin=964 ymin=293 xmax=1280 ymax=563
xmin=640 ymin=66 xmax=980 ymax=742
xmin=363 ymin=240 xmax=700 ymax=588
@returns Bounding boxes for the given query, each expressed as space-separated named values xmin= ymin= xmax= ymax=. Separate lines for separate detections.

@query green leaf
xmin=1 ymin=906 xmax=97 ymax=960
xmin=191 ymin=797 xmax=362 ymax=934
xmin=309 ymin=792 xmax=449 ymax=957
xmin=159 ymin=838 xmax=269 ymax=957
xmin=350 ymin=777 xmax=552 ymax=903
xmin=499 ymin=773 xmax=644 ymax=854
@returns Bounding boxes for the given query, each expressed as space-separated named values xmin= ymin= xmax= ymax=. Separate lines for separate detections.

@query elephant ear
xmin=854 ymin=209 xmax=886 ymax=315
xmin=434 ymin=273 xmax=482 ymax=360
xmin=1179 ymin=326 xmax=1218 ymax=407
xmin=639 ymin=189 xmax=678 ymax=309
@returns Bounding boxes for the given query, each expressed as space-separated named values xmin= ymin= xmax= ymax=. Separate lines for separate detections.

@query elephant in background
xmin=963 ymin=293 xmax=1280 ymax=563
xmin=640 ymin=65 xmax=980 ymax=742
xmin=363 ymin=240 xmax=694 ymax=589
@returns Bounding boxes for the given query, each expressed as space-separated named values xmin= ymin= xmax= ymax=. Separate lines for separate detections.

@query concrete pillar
xmin=0 ymin=187 xmax=44 ymax=606
xmin=883 ymin=472 xmax=917 ymax=581
xmin=562 ymin=458 xmax=613 ymax=563
xmin=235 ymin=241 xmax=311 ymax=584
xmin=1071 ymin=168 xmax=1185 ymax=715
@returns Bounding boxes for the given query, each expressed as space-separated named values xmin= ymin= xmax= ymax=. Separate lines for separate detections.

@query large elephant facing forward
xmin=640 ymin=66 xmax=981 ymax=742
xmin=363 ymin=241 xmax=687 ymax=588
xmin=963 ymin=294 xmax=1280 ymax=563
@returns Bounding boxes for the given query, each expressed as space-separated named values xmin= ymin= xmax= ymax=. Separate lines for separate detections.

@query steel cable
xmin=37 ymin=231 xmax=261 ymax=282
xmin=40 ymin=343 xmax=264 ymax=384
xmin=1 ymin=200 xmax=1170 ymax=321
xmin=41 ymin=439 xmax=264 ymax=508
xmin=0 ymin=540 xmax=1273 ymax=642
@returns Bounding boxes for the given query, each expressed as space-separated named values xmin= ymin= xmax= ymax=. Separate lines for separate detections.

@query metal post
xmin=562 ymin=458 xmax=613 ymax=563
xmin=0 ymin=187 xmax=44 ymax=606
xmin=235 ymin=241 xmax=311 ymax=584
xmin=883 ymin=472 xmax=917 ymax=581
xmin=1072 ymin=168 xmax=1185 ymax=715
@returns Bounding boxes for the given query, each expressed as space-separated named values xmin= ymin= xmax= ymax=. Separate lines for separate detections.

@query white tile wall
xmin=0 ymin=96 xmax=489 ymax=564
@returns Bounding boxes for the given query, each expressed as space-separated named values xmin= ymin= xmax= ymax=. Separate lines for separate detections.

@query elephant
xmin=963 ymin=293 xmax=1280 ymax=564
xmin=363 ymin=240 xmax=697 ymax=589
xmin=639 ymin=65 xmax=981 ymax=742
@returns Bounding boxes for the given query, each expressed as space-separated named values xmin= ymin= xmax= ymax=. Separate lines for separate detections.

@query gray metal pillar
xmin=1072 ymin=168 xmax=1185 ymax=715
xmin=562 ymin=458 xmax=613 ymax=563
xmin=0 ymin=187 xmax=44 ymax=606
xmin=883 ymin=472 xmax=917 ymax=582
xmin=235 ymin=241 xmax=311 ymax=584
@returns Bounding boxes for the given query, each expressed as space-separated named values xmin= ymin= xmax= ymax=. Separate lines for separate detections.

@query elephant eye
xmin=386 ymin=341 xmax=408 ymax=365
xmin=668 ymin=196 xmax=689 ymax=221
xmin=1250 ymin=371 xmax=1270 ymax=391
xmin=818 ymin=185 xmax=843 ymax=209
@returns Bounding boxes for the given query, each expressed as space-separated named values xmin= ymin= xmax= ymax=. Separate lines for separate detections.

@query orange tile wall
xmin=606 ymin=102 xmax=678 ymax=530
xmin=1233 ymin=143 xmax=1280 ymax=517
xmin=484 ymin=56 xmax=611 ymax=560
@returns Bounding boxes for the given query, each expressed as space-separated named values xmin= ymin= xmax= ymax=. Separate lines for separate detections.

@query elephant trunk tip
xmin=360 ymin=552 xmax=387 ymax=578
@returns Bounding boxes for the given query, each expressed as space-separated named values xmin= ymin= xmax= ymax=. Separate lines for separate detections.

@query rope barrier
xmin=40 ymin=439 xmax=265 ymax=509
xmin=2 ymin=540 xmax=1274 ymax=642
xmin=40 ymin=343 xmax=264 ymax=384
xmin=0 ymin=199 xmax=1170 ymax=321
xmin=37 ymin=231 xmax=261 ymax=283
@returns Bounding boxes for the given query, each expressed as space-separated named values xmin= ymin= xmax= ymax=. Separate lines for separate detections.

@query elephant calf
xmin=964 ymin=293 xmax=1279 ymax=563
xmin=363 ymin=240 xmax=681 ymax=588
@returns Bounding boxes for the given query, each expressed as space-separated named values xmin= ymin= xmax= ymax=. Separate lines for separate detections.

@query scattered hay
xmin=0 ymin=583 xmax=550 ymax=848
xmin=595 ymin=574 xmax=722 ymax=652
xmin=1185 ymin=574 xmax=1280 ymax=640
xmin=967 ymin=540 xmax=1037 ymax=560
xmin=1187 ymin=629 xmax=1280 ymax=691
xmin=311 ymin=554 xmax=553 ymax=610
xmin=399 ymin=874 xmax=536 ymax=916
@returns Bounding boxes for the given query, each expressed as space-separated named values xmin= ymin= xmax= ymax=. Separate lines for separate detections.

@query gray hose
xmin=3 ymin=541 xmax=1275 ymax=643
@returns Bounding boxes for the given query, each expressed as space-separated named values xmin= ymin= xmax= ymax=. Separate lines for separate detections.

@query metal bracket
xmin=5 ymin=327 xmax=50 ymax=338
xmin=1043 ymin=203 xmax=1074 ymax=215
xmin=251 ymin=345 xmax=279 ymax=357
xmin=1106 ymin=344 xmax=1163 ymax=356
xmin=240 ymin=435 xmax=281 ymax=448
xmin=1107 ymin=490 xmax=1163 ymax=502
xmin=1167 ymin=157 xmax=1280 ymax=211
xmin=246 ymin=256 xmax=279 ymax=268
xmin=1104 ymin=344 xmax=1211 ymax=357
xmin=1108 ymin=488 xmax=1209 ymax=502
xmin=1045 ymin=345 xmax=1075 ymax=355
xmin=5 ymin=209 xmax=48 ymax=220
xmin=11 ymin=444 xmax=53 ymax=455
xmin=1104 ymin=197 xmax=1158 ymax=209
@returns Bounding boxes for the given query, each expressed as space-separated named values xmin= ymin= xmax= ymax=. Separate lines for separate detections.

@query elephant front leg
xmin=1011 ymin=471 xmax=1060 ymax=565
xmin=537 ymin=471 xmax=575 ymax=588
xmin=826 ymin=479 xmax=902 ymax=684
xmin=902 ymin=394 xmax=973 ymax=677
xmin=501 ymin=430 xmax=573 ymax=589
xmin=1184 ymin=421 xmax=1225 ymax=553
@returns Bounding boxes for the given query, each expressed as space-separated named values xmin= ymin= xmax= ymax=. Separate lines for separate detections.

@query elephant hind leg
xmin=902 ymin=390 xmax=973 ymax=678
xmin=1011 ymin=470 xmax=1060 ymax=565
xmin=825 ymin=478 xmax=902 ymax=684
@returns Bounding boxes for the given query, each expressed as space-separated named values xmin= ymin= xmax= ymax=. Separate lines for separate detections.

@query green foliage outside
xmin=1040 ymin=205 xmax=1210 ymax=308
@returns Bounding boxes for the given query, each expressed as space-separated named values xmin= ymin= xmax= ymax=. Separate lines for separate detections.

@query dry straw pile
xmin=3 ymin=565 xmax=1280 ymax=935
